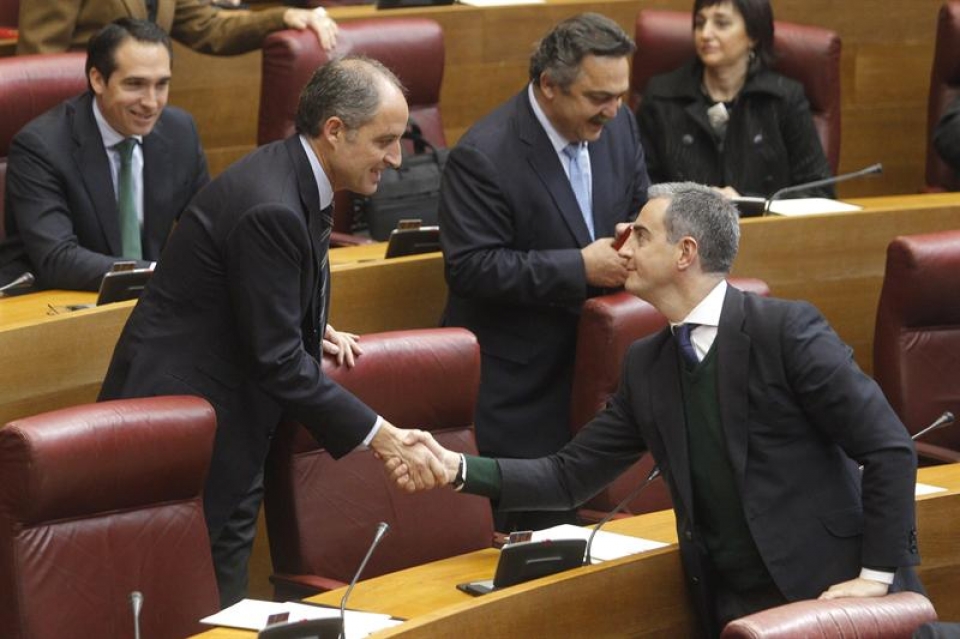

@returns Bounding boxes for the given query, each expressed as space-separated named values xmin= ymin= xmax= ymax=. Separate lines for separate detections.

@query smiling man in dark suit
xmin=99 ymin=56 xmax=447 ymax=607
xmin=0 ymin=18 xmax=208 ymax=291
xmin=409 ymin=183 xmax=922 ymax=637
xmin=438 ymin=13 xmax=651 ymax=532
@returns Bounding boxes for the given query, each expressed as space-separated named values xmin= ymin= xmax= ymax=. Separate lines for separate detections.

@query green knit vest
xmin=680 ymin=344 xmax=772 ymax=592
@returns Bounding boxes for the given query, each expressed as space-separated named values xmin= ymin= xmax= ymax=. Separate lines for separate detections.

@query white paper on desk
xmin=765 ymin=198 xmax=863 ymax=216
xmin=916 ymin=482 xmax=948 ymax=496
xmin=458 ymin=0 xmax=544 ymax=6
xmin=200 ymin=598 xmax=402 ymax=637
xmin=530 ymin=524 xmax=668 ymax=564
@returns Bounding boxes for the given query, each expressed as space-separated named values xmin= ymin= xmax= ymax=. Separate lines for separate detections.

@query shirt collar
xmin=298 ymin=134 xmax=334 ymax=210
xmin=527 ymin=83 xmax=582 ymax=155
xmin=92 ymin=98 xmax=143 ymax=148
xmin=673 ymin=279 xmax=728 ymax=329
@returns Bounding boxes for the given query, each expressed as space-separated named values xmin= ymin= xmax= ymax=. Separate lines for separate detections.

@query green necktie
xmin=115 ymin=138 xmax=142 ymax=260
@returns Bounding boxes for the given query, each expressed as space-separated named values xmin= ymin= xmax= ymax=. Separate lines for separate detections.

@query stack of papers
xmin=916 ymin=482 xmax=947 ymax=496
xmin=765 ymin=198 xmax=862 ymax=216
xmin=530 ymin=524 xmax=668 ymax=564
xmin=200 ymin=599 xmax=403 ymax=637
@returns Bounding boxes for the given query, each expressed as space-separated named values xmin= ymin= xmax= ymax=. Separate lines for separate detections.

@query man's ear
xmin=89 ymin=67 xmax=106 ymax=96
xmin=320 ymin=116 xmax=346 ymax=146
xmin=677 ymin=237 xmax=699 ymax=270
xmin=538 ymin=71 xmax=558 ymax=100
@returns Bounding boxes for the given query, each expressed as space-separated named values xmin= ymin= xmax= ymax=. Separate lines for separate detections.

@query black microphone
xmin=583 ymin=463 xmax=662 ymax=566
xmin=0 ymin=271 xmax=35 ymax=296
xmin=129 ymin=591 xmax=143 ymax=639
xmin=339 ymin=522 xmax=390 ymax=639
xmin=912 ymin=411 xmax=955 ymax=442
xmin=763 ymin=163 xmax=883 ymax=214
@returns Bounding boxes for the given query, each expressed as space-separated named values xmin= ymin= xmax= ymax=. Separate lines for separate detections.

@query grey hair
xmin=295 ymin=55 xmax=405 ymax=137
xmin=528 ymin=13 xmax=635 ymax=91
xmin=647 ymin=182 xmax=740 ymax=274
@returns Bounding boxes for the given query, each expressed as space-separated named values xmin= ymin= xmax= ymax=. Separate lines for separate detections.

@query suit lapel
xmin=717 ymin=286 xmax=751 ymax=492
xmin=516 ymin=94 xmax=594 ymax=247
xmin=286 ymin=137 xmax=326 ymax=340
xmin=649 ymin=330 xmax=696 ymax=517
xmin=141 ymin=118 xmax=173 ymax=259
xmin=72 ymin=94 xmax=123 ymax=257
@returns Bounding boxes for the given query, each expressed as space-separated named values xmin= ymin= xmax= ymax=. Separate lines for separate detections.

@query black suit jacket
xmin=439 ymin=88 xmax=650 ymax=458
xmin=495 ymin=286 xmax=920 ymax=635
xmin=1 ymin=91 xmax=209 ymax=290
xmin=99 ymin=136 xmax=377 ymax=536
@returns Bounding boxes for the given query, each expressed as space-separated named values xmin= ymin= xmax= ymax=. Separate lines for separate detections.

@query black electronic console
xmin=456 ymin=538 xmax=587 ymax=596
xmin=384 ymin=219 xmax=440 ymax=259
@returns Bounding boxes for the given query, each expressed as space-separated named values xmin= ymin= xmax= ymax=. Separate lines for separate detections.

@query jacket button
xmin=684 ymin=530 xmax=693 ymax=541
xmin=691 ymin=576 xmax=700 ymax=585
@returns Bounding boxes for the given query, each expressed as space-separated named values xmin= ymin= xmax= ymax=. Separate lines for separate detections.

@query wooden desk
xmin=192 ymin=464 xmax=960 ymax=638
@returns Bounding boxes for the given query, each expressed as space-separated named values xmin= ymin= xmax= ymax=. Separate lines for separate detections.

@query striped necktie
xmin=310 ymin=205 xmax=334 ymax=332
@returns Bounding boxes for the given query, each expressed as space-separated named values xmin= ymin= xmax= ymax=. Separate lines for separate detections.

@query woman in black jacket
xmin=636 ymin=0 xmax=834 ymax=199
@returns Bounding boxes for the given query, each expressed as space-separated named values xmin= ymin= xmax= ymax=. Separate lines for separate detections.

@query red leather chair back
xmin=0 ymin=396 xmax=219 ymax=639
xmin=571 ymin=278 xmax=770 ymax=519
xmin=926 ymin=1 xmax=960 ymax=192
xmin=0 ymin=52 xmax=87 ymax=239
xmin=264 ymin=328 xmax=494 ymax=595
xmin=720 ymin=591 xmax=937 ymax=638
xmin=258 ymin=20 xmax=445 ymax=240
xmin=631 ymin=10 xmax=842 ymax=174
xmin=874 ymin=230 xmax=960 ymax=458
xmin=0 ymin=0 xmax=17 ymax=28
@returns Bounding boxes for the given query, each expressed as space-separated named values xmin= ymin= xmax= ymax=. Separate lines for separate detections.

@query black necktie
xmin=310 ymin=205 xmax=334 ymax=333
xmin=675 ymin=323 xmax=700 ymax=368
xmin=145 ymin=0 xmax=158 ymax=22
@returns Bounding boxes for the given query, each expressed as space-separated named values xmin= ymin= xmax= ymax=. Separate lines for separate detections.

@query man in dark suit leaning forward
xmin=438 ymin=13 xmax=651 ymax=531
xmin=405 ymin=183 xmax=922 ymax=637
xmin=100 ymin=57 xmax=446 ymax=607
xmin=0 ymin=18 xmax=209 ymax=291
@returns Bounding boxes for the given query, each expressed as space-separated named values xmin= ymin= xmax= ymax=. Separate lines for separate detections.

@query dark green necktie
xmin=115 ymin=138 xmax=142 ymax=260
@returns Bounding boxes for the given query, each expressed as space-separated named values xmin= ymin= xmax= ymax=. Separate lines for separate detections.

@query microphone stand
xmin=340 ymin=522 xmax=390 ymax=639
xmin=129 ymin=591 xmax=143 ymax=639
xmin=763 ymin=163 xmax=883 ymax=215
xmin=584 ymin=463 xmax=661 ymax=566
xmin=912 ymin=411 xmax=955 ymax=441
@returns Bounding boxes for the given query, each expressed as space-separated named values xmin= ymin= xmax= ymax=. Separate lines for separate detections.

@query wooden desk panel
xmin=191 ymin=465 xmax=960 ymax=639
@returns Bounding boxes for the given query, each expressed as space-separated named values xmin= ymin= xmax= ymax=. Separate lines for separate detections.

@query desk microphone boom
xmin=763 ymin=163 xmax=883 ymax=214
xmin=584 ymin=462 xmax=661 ymax=566
xmin=912 ymin=411 xmax=955 ymax=442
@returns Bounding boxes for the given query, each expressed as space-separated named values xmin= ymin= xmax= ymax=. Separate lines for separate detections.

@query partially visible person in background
xmin=934 ymin=94 xmax=960 ymax=180
xmin=17 ymin=0 xmax=339 ymax=56
xmin=636 ymin=0 xmax=833 ymax=199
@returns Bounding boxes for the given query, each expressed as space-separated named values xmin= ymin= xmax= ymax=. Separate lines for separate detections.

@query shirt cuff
xmin=859 ymin=568 xmax=895 ymax=584
xmin=360 ymin=415 xmax=384 ymax=448
xmin=461 ymin=454 xmax=502 ymax=500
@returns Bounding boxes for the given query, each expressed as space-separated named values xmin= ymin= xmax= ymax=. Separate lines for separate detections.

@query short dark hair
xmin=295 ymin=56 xmax=405 ymax=138
xmin=86 ymin=18 xmax=173 ymax=91
xmin=648 ymin=182 xmax=740 ymax=274
xmin=529 ymin=13 xmax=635 ymax=90
xmin=692 ymin=0 xmax=775 ymax=70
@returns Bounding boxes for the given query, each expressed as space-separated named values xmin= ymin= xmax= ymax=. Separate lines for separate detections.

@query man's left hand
xmin=283 ymin=7 xmax=338 ymax=51
xmin=818 ymin=577 xmax=890 ymax=600
xmin=323 ymin=324 xmax=362 ymax=367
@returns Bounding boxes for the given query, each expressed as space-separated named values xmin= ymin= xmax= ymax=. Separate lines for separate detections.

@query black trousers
xmin=210 ymin=471 xmax=265 ymax=608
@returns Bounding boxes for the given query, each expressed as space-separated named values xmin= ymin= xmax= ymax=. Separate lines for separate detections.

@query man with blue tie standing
xmin=438 ymin=13 xmax=651 ymax=531
xmin=0 ymin=18 xmax=209 ymax=291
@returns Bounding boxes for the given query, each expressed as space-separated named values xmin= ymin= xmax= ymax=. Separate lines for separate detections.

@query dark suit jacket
xmin=637 ymin=62 xmax=833 ymax=199
xmin=1 ymin=91 xmax=208 ymax=290
xmin=17 ymin=0 xmax=287 ymax=56
xmin=99 ymin=136 xmax=377 ymax=537
xmin=495 ymin=286 xmax=920 ymax=636
xmin=439 ymin=88 xmax=650 ymax=459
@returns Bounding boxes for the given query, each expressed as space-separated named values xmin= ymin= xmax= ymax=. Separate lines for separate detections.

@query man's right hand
xmin=582 ymin=237 xmax=629 ymax=288
xmin=385 ymin=431 xmax=460 ymax=491
xmin=370 ymin=422 xmax=447 ymax=492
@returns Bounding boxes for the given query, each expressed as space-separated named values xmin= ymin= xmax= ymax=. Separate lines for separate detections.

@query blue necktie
xmin=675 ymin=323 xmax=700 ymax=368
xmin=563 ymin=143 xmax=594 ymax=239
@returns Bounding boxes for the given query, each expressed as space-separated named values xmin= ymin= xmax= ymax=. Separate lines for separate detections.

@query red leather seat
xmin=0 ymin=396 xmax=219 ymax=639
xmin=258 ymin=19 xmax=445 ymax=246
xmin=720 ymin=591 xmax=937 ymax=638
xmin=631 ymin=9 xmax=842 ymax=175
xmin=570 ymin=278 xmax=770 ymax=522
xmin=0 ymin=52 xmax=87 ymax=239
xmin=263 ymin=328 xmax=495 ymax=600
xmin=925 ymin=1 xmax=960 ymax=192
xmin=873 ymin=230 xmax=960 ymax=463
